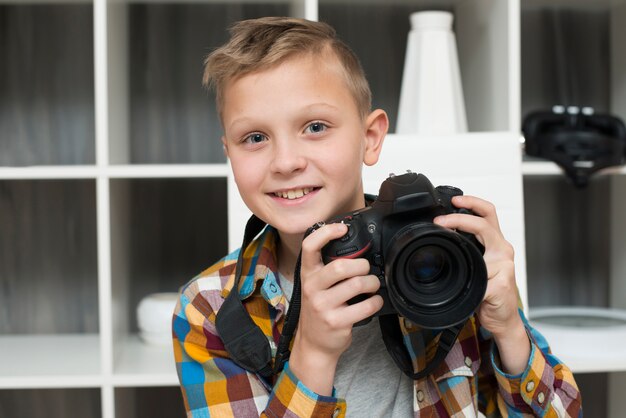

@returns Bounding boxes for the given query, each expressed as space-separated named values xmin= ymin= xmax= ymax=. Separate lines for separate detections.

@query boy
xmin=172 ymin=17 xmax=582 ymax=417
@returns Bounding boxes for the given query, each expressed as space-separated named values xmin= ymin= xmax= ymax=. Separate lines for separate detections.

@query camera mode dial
xmin=321 ymin=210 xmax=376 ymax=264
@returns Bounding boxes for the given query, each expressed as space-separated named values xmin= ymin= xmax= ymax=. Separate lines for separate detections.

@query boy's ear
xmin=221 ymin=136 xmax=229 ymax=158
xmin=363 ymin=109 xmax=389 ymax=166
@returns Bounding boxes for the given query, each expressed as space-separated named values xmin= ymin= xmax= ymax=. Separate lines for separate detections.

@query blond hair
xmin=203 ymin=17 xmax=372 ymax=121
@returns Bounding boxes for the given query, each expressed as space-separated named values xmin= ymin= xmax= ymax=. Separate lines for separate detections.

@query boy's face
xmin=221 ymin=53 xmax=386 ymax=238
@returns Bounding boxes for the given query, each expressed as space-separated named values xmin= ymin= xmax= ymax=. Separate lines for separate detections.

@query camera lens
xmin=407 ymin=245 xmax=447 ymax=284
xmin=385 ymin=223 xmax=487 ymax=329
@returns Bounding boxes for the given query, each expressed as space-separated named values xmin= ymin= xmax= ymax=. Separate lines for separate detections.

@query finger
xmin=321 ymin=293 xmax=383 ymax=328
xmin=300 ymin=222 xmax=348 ymax=268
xmin=433 ymin=212 xmax=501 ymax=247
xmin=451 ymin=195 xmax=501 ymax=229
xmin=336 ymin=294 xmax=384 ymax=327
xmin=323 ymin=274 xmax=381 ymax=306
xmin=313 ymin=258 xmax=371 ymax=290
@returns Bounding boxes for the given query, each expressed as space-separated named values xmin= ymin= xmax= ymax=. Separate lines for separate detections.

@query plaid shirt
xmin=172 ymin=226 xmax=582 ymax=417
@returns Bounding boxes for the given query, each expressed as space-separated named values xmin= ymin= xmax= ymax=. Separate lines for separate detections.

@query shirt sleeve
xmin=488 ymin=309 xmax=582 ymax=417
xmin=172 ymin=285 xmax=347 ymax=418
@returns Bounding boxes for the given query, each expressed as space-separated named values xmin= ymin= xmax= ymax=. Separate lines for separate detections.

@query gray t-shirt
xmin=278 ymin=274 xmax=414 ymax=417
xmin=334 ymin=317 xmax=414 ymax=417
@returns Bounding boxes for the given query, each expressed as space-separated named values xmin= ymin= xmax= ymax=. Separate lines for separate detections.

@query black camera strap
xmin=215 ymin=214 xmax=310 ymax=379
xmin=378 ymin=314 xmax=465 ymax=380
xmin=215 ymin=214 xmax=274 ymax=377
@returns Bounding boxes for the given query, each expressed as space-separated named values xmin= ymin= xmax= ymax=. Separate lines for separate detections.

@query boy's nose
xmin=269 ymin=140 xmax=307 ymax=174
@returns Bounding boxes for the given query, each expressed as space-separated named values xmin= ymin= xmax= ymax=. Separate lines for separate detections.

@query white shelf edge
xmin=0 ymin=164 xmax=230 ymax=180
xmin=0 ymin=334 xmax=102 ymax=389
xmin=522 ymin=161 xmax=626 ymax=176
xmin=111 ymin=375 xmax=179 ymax=388
xmin=7 ymin=152 xmax=626 ymax=180
xmin=111 ymin=334 xmax=179 ymax=387
xmin=0 ymin=376 xmax=104 ymax=390
xmin=386 ymin=133 xmax=626 ymax=177
xmin=568 ymin=363 xmax=626 ymax=374
xmin=0 ymin=166 xmax=99 ymax=179
xmin=106 ymin=164 xmax=229 ymax=178
xmin=529 ymin=306 xmax=626 ymax=374
xmin=0 ymin=0 xmax=298 ymax=4
xmin=0 ymin=0 xmax=91 ymax=4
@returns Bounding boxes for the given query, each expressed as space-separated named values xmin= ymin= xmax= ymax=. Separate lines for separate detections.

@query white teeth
xmin=274 ymin=187 xmax=313 ymax=200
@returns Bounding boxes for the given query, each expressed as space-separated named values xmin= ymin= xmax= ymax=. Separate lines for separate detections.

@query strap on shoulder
xmin=215 ymin=214 xmax=274 ymax=377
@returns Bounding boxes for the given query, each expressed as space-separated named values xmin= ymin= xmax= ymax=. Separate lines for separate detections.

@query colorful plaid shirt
xmin=172 ymin=226 xmax=582 ymax=417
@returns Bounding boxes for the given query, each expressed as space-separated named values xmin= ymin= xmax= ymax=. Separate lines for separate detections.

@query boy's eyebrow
xmin=303 ymin=102 xmax=341 ymax=113
xmin=226 ymin=117 xmax=257 ymax=134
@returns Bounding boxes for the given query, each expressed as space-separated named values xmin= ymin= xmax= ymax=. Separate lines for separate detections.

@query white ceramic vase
xmin=396 ymin=11 xmax=468 ymax=135
xmin=136 ymin=292 xmax=179 ymax=346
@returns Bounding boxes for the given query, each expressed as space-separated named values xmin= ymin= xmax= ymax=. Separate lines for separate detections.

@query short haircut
xmin=203 ymin=16 xmax=372 ymax=121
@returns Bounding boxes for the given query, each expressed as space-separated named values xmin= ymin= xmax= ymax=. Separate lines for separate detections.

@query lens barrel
xmin=385 ymin=223 xmax=487 ymax=329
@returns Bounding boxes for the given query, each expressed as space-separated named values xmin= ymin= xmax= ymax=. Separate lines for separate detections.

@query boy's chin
xmin=274 ymin=224 xmax=311 ymax=238
xmin=269 ymin=219 xmax=317 ymax=239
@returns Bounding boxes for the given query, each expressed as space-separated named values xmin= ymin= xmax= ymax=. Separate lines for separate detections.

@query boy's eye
xmin=243 ymin=133 xmax=267 ymax=144
xmin=305 ymin=122 xmax=327 ymax=134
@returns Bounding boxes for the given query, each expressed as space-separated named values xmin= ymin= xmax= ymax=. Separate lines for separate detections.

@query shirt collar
xmin=220 ymin=225 xmax=279 ymax=301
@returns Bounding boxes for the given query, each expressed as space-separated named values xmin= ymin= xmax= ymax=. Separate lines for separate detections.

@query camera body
xmin=321 ymin=171 xmax=487 ymax=329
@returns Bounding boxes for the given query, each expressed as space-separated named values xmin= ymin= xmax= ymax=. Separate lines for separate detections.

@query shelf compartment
xmin=0 ymin=334 xmax=101 ymax=389
xmin=524 ymin=175 xmax=611 ymax=308
xmin=108 ymin=177 xmax=228 ymax=371
xmin=115 ymin=385 xmax=184 ymax=418
xmin=320 ymin=0 xmax=513 ymax=133
xmin=521 ymin=0 xmax=626 ymax=121
xmin=0 ymin=179 xmax=99 ymax=335
xmin=0 ymin=3 xmax=95 ymax=166
xmin=0 ymin=387 xmax=101 ymax=418
xmin=107 ymin=2 xmax=292 ymax=165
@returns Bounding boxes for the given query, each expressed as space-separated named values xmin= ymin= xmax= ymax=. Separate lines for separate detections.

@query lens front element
xmin=408 ymin=245 xmax=447 ymax=284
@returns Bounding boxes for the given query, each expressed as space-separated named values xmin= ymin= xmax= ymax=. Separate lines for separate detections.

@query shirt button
xmin=404 ymin=318 xmax=414 ymax=330
xmin=464 ymin=356 xmax=472 ymax=367
xmin=538 ymin=392 xmax=545 ymax=404
xmin=526 ymin=380 xmax=535 ymax=392
xmin=416 ymin=390 xmax=425 ymax=403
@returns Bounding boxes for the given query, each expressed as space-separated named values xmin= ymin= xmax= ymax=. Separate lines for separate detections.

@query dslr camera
xmin=321 ymin=171 xmax=487 ymax=329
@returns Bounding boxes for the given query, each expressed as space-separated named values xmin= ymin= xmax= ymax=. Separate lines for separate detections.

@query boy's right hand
xmin=288 ymin=222 xmax=384 ymax=396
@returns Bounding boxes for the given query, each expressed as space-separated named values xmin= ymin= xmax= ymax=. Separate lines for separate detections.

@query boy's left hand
xmin=433 ymin=195 xmax=530 ymax=374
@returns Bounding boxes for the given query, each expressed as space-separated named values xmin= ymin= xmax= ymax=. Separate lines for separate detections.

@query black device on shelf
xmin=522 ymin=106 xmax=626 ymax=187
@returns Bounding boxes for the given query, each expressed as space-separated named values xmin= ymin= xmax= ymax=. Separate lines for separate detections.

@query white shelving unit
xmin=1 ymin=0 xmax=625 ymax=416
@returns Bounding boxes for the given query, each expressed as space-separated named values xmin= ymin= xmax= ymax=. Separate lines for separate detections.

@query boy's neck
xmin=276 ymin=232 xmax=303 ymax=282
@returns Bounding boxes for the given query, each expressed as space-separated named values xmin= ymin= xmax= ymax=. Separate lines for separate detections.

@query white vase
xmin=396 ymin=11 xmax=468 ymax=135
xmin=137 ymin=292 xmax=179 ymax=346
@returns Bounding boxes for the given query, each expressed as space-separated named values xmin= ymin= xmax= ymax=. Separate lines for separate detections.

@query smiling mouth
xmin=273 ymin=187 xmax=316 ymax=200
